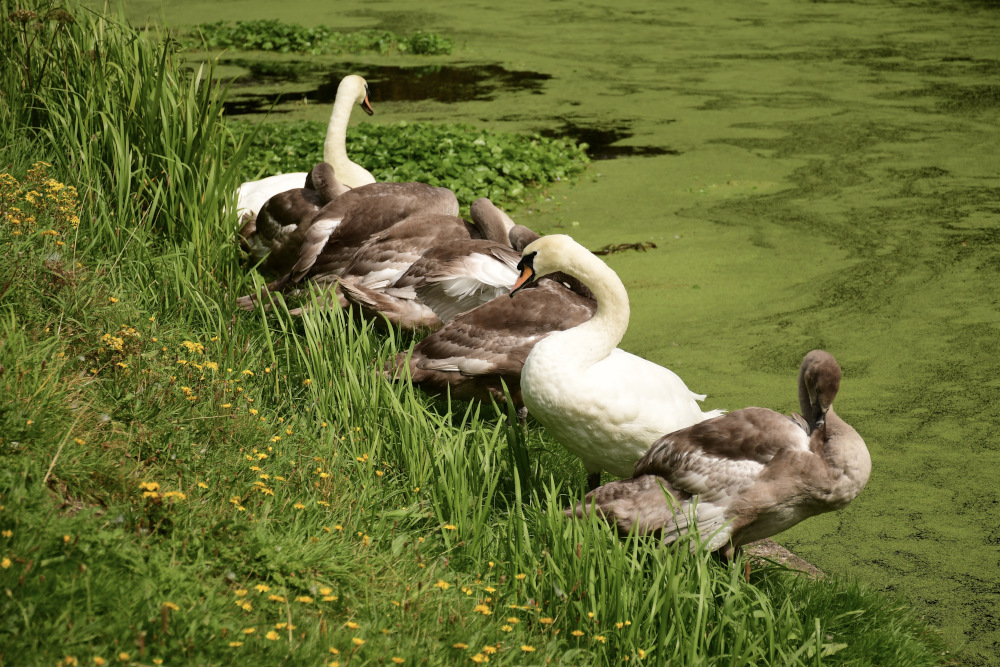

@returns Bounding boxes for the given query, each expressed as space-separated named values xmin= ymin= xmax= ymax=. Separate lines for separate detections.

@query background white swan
xmin=234 ymin=74 xmax=375 ymax=222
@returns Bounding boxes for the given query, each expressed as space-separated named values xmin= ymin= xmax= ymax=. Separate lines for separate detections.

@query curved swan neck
xmin=555 ymin=249 xmax=630 ymax=358
xmin=322 ymin=79 xmax=364 ymax=170
xmin=469 ymin=200 xmax=515 ymax=243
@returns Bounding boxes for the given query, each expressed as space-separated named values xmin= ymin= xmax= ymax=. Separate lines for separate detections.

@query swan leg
xmin=586 ymin=472 xmax=601 ymax=492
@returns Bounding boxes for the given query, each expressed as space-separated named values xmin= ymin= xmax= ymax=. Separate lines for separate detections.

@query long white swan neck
xmin=322 ymin=79 xmax=362 ymax=168
xmin=557 ymin=249 xmax=630 ymax=358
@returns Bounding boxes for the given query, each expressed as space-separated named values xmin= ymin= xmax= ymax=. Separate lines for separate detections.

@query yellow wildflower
xmin=351 ymin=637 xmax=365 ymax=646
xmin=571 ymin=630 xmax=584 ymax=637
xmin=296 ymin=595 xmax=314 ymax=603
xmin=228 ymin=641 xmax=243 ymax=647
xmin=453 ymin=643 xmax=469 ymax=649
xmin=265 ymin=630 xmax=280 ymax=641
xmin=521 ymin=645 xmax=535 ymax=652
xmin=434 ymin=580 xmax=450 ymax=590
xmin=1 ymin=557 xmax=11 ymax=569
xmin=539 ymin=617 xmax=554 ymax=625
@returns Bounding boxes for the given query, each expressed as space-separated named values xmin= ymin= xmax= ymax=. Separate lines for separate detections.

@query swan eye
xmin=516 ymin=251 xmax=537 ymax=272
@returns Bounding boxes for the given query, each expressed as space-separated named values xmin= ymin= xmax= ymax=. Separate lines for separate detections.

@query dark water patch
xmin=346 ymin=63 xmax=551 ymax=103
xmin=222 ymin=63 xmax=552 ymax=116
xmin=541 ymin=121 xmax=680 ymax=160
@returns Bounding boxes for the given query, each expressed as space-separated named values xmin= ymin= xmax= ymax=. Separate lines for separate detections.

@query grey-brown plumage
xmin=237 ymin=163 xmax=348 ymax=276
xmin=387 ymin=277 xmax=597 ymax=406
xmin=569 ymin=350 xmax=871 ymax=559
xmin=340 ymin=198 xmax=522 ymax=329
xmin=237 ymin=181 xmax=458 ymax=311
xmin=335 ymin=213 xmax=478 ymax=323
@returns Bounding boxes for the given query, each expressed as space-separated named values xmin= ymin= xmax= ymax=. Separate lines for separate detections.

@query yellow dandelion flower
xmin=391 ymin=658 xmax=404 ymax=665
xmin=484 ymin=586 xmax=496 ymax=593
xmin=93 ymin=658 xmax=106 ymax=666
xmin=303 ymin=379 xmax=312 ymax=386
xmin=594 ymin=635 xmax=606 ymax=643
xmin=500 ymin=625 xmax=512 ymax=632
xmin=265 ymin=630 xmax=280 ymax=641
xmin=506 ymin=617 xmax=519 ymax=624
xmin=515 ymin=573 xmax=526 ymax=581
xmin=254 ymin=584 xmax=270 ymax=593
xmin=118 ymin=652 xmax=130 ymax=661
xmin=637 ymin=649 xmax=647 ymax=658
xmin=587 ymin=612 xmax=595 ymax=619
xmin=329 ymin=662 xmax=339 ymax=667
xmin=293 ymin=502 xmax=306 ymax=510
xmin=323 ymin=595 xmax=337 ymax=602
xmin=242 ymin=627 xmax=256 ymax=634
xmin=434 ymin=580 xmax=450 ymax=590
xmin=444 ymin=524 xmax=457 ymax=531
xmin=198 ymin=482 xmax=208 ymax=489
xmin=571 ymin=630 xmax=584 ymax=637
xmin=473 ymin=604 xmax=491 ymax=615
xmin=139 ymin=482 xmax=160 ymax=492
xmin=482 ymin=646 xmax=497 ymax=655
xmin=334 ymin=525 xmax=343 ymax=531
xmin=345 ymin=621 xmax=361 ymax=630
xmin=319 ymin=587 xmax=333 ymax=595
xmin=521 ymin=645 xmax=535 ymax=652
xmin=351 ymin=637 xmax=365 ymax=646
xmin=268 ymin=594 xmax=286 ymax=603
xmin=242 ymin=370 xmax=254 ymax=376
xmin=539 ymin=617 xmax=554 ymax=625
xmin=1 ymin=557 xmax=11 ymax=569
xmin=296 ymin=595 xmax=314 ymax=603
xmin=470 ymin=654 xmax=488 ymax=664
xmin=453 ymin=643 xmax=469 ymax=650
xmin=228 ymin=641 xmax=243 ymax=647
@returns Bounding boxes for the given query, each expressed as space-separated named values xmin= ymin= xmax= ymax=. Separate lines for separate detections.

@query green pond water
xmin=128 ymin=0 xmax=1000 ymax=663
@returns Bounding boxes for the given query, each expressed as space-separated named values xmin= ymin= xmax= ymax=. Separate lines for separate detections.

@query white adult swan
xmin=510 ymin=234 xmax=723 ymax=489
xmin=234 ymin=74 xmax=376 ymax=221
xmin=570 ymin=350 xmax=871 ymax=560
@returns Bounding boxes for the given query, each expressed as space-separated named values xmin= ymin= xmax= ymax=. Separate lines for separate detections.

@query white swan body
xmin=512 ymin=234 xmax=723 ymax=483
xmin=235 ymin=74 xmax=375 ymax=221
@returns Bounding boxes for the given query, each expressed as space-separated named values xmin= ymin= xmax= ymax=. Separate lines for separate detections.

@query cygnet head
xmin=340 ymin=74 xmax=374 ymax=116
xmin=798 ymin=349 xmax=842 ymax=429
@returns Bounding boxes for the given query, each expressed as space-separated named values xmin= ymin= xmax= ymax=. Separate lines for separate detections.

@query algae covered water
xmin=131 ymin=0 xmax=999 ymax=662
